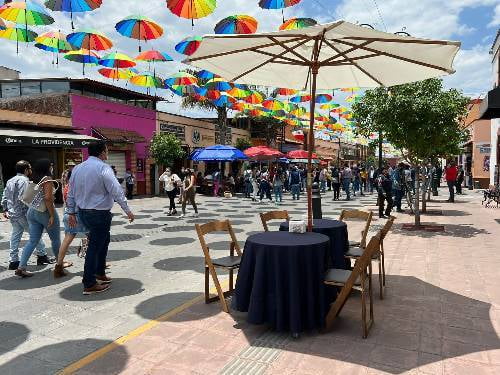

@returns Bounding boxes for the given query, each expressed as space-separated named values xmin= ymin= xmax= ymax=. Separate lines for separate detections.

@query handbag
xmin=21 ymin=177 xmax=59 ymax=212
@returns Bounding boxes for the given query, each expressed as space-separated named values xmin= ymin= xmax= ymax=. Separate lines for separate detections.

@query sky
xmin=0 ymin=0 xmax=499 ymax=118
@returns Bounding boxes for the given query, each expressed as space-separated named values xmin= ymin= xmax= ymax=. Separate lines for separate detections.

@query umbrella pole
xmin=307 ymin=64 xmax=319 ymax=232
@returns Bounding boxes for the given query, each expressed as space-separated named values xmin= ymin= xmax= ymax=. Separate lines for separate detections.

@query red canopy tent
xmin=244 ymin=146 xmax=284 ymax=161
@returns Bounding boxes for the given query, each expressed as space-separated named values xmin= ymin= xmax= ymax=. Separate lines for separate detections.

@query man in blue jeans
xmin=289 ymin=166 xmax=302 ymax=200
xmin=1 ymin=160 xmax=50 ymax=270
xmin=67 ymin=142 xmax=135 ymax=295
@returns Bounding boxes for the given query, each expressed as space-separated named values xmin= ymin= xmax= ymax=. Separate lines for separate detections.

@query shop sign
xmin=202 ymin=134 xmax=215 ymax=143
xmin=137 ymin=158 xmax=144 ymax=173
xmin=192 ymin=130 xmax=201 ymax=144
xmin=159 ymin=123 xmax=185 ymax=140
xmin=476 ymin=143 xmax=491 ymax=154
xmin=0 ymin=135 xmax=96 ymax=148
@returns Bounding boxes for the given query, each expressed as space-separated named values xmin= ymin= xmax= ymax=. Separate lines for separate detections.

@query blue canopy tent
xmin=190 ymin=145 xmax=249 ymax=161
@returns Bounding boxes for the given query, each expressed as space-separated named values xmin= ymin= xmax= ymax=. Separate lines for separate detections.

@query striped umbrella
xmin=197 ymin=69 xmax=217 ymax=79
xmin=35 ymin=31 xmax=74 ymax=64
xmin=214 ymin=15 xmax=257 ymax=34
xmin=98 ymin=52 xmax=136 ymax=68
xmin=212 ymin=92 xmax=236 ymax=107
xmin=167 ymin=0 xmax=217 ymax=27
xmin=0 ymin=1 xmax=54 ymax=26
xmin=276 ymin=87 xmax=297 ymax=96
xmin=279 ymin=17 xmax=316 ymax=30
xmin=0 ymin=27 xmax=38 ymax=53
xmin=67 ymin=29 xmax=112 ymax=51
xmin=204 ymin=77 xmax=232 ymax=91
xmin=262 ymin=99 xmax=284 ymax=111
xmin=227 ymin=86 xmax=251 ymax=98
xmin=64 ymin=48 xmax=99 ymax=75
xmin=129 ymin=72 xmax=164 ymax=89
xmin=98 ymin=67 xmax=137 ymax=81
xmin=115 ymin=15 xmax=163 ymax=52
xmin=259 ymin=0 xmax=302 ymax=22
xmin=290 ymin=93 xmax=311 ymax=103
xmin=45 ymin=0 xmax=102 ymax=29
xmin=174 ymin=35 xmax=202 ymax=56
xmin=165 ymin=72 xmax=198 ymax=86
xmin=315 ymin=93 xmax=332 ymax=103
xmin=135 ymin=50 xmax=172 ymax=62
xmin=244 ymin=91 xmax=264 ymax=104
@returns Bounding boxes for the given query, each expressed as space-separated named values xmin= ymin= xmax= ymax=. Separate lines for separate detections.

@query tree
xmin=353 ymin=78 xmax=469 ymax=226
xmin=149 ymin=132 xmax=185 ymax=167
xmin=234 ymin=137 xmax=252 ymax=151
xmin=246 ymin=116 xmax=286 ymax=148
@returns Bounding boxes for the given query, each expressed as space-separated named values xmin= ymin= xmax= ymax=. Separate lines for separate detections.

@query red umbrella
xmin=286 ymin=149 xmax=318 ymax=163
xmin=244 ymin=146 xmax=283 ymax=161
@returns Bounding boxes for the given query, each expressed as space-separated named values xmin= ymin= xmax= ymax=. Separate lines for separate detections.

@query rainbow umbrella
xmin=45 ymin=0 xmax=102 ymax=29
xmin=165 ymin=72 xmax=198 ymax=86
xmin=246 ymin=109 xmax=267 ymax=117
xmin=276 ymin=87 xmax=297 ymax=96
xmin=290 ymin=93 xmax=311 ymax=103
xmin=67 ymin=29 xmax=112 ymax=51
xmin=320 ymin=103 xmax=340 ymax=110
xmin=64 ymin=48 xmax=99 ymax=75
xmin=228 ymin=101 xmax=246 ymax=111
xmin=115 ymin=15 xmax=163 ymax=52
xmin=35 ymin=31 xmax=74 ymax=64
xmin=0 ymin=27 xmax=38 ymax=53
xmin=167 ymin=84 xmax=198 ymax=97
xmin=212 ymin=92 xmax=236 ymax=107
xmin=205 ymin=77 xmax=232 ymax=91
xmin=0 ymin=1 xmax=54 ymax=26
xmin=135 ymin=50 xmax=172 ymax=62
xmin=259 ymin=0 xmax=302 ymax=22
xmin=244 ymin=91 xmax=264 ymax=104
xmin=174 ymin=35 xmax=202 ymax=55
xmin=315 ymin=93 xmax=332 ymax=103
xmin=197 ymin=69 xmax=217 ymax=79
xmin=214 ymin=15 xmax=257 ymax=34
xmin=98 ymin=52 xmax=136 ymax=68
xmin=206 ymin=89 xmax=221 ymax=100
xmin=279 ymin=17 xmax=316 ymax=30
xmin=167 ymin=0 xmax=217 ymax=27
xmin=262 ymin=99 xmax=284 ymax=111
xmin=130 ymin=72 xmax=164 ymax=89
xmin=98 ymin=67 xmax=137 ymax=80
xmin=227 ymin=86 xmax=250 ymax=98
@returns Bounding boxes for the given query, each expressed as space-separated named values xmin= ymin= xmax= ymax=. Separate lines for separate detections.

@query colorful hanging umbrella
xmin=0 ymin=1 xmax=54 ymax=26
xmin=115 ymin=15 xmax=163 ymax=52
xmin=45 ymin=0 xmax=102 ymax=29
xmin=0 ymin=27 xmax=38 ymax=53
xmin=244 ymin=146 xmax=283 ymax=161
xmin=98 ymin=52 xmax=136 ymax=68
xmin=290 ymin=93 xmax=311 ymax=103
xmin=130 ymin=72 xmax=164 ymax=88
xmin=276 ymin=87 xmax=297 ymax=96
xmin=259 ymin=0 xmax=302 ymax=22
xmin=214 ymin=15 xmax=257 ymax=34
xmin=228 ymin=101 xmax=246 ymax=111
xmin=165 ymin=72 xmax=198 ymax=86
xmin=227 ymin=86 xmax=250 ymax=98
xmin=262 ymin=99 xmax=284 ymax=111
xmin=206 ymin=89 xmax=221 ymax=100
xmin=246 ymin=109 xmax=267 ymax=117
xmin=212 ymin=92 xmax=236 ymax=107
xmin=244 ymin=91 xmax=264 ymax=104
xmin=204 ymin=77 xmax=232 ymax=91
xmin=135 ymin=50 xmax=173 ymax=62
xmin=320 ymin=103 xmax=340 ymax=110
xmin=98 ymin=67 xmax=137 ymax=80
xmin=197 ymin=69 xmax=217 ymax=79
xmin=67 ymin=29 xmax=113 ymax=51
xmin=315 ymin=93 xmax=332 ymax=103
xmin=63 ymin=48 xmax=99 ymax=75
xmin=35 ymin=31 xmax=74 ymax=64
xmin=167 ymin=0 xmax=217 ymax=27
xmin=174 ymin=35 xmax=202 ymax=55
xmin=286 ymin=149 xmax=318 ymax=162
xmin=279 ymin=17 xmax=316 ymax=30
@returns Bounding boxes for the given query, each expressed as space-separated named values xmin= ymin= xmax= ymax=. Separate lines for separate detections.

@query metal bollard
xmin=312 ymin=182 xmax=323 ymax=219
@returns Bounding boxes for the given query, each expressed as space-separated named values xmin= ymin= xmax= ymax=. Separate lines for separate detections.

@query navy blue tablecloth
xmin=234 ymin=231 xmax=330 ymax=333
xmin=280 ymin=219 xmax=349 ymax=269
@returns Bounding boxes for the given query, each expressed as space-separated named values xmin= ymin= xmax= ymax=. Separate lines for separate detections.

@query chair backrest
xmin=260 ymin=210 xmax=290 ymax=232
xmin=325 ymin=232 xmax=382 ymax=330
xmin=380 ymin=216 xmax=395 ymax=241
xmin=195 ymin=220 xmax=242 ymax=262
xmin=339 ymin=209 xmax=373 ymax=248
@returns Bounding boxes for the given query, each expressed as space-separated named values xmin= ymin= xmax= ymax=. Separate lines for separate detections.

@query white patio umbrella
xmin=184 ymin=20 xmax=460 ymax=230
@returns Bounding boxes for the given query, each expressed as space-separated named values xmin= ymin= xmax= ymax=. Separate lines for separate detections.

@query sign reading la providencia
xmin=0 ymin=135 xmax=95 ymax=148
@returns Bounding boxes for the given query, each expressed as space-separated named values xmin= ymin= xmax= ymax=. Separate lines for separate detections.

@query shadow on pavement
xmin=0 ymin=338 xmax=129 ymax=375
xmin=0 ymin=269 xmax=78 ymax=290
xmin=393 ymin=222 xmax=489 ymax=238
xmin=153 ymin=256 xmax=205 ymax=274
xmin=59 ymin=278 xmax=144 ymax=302
xmin=135 ymin=291 xmax=203 ymax=320
xmin=440 ymin=209 xmax=473 ymax=216
xmin=106 ymin=249 xmax=141 ymax=262
xmin=0 ymin=322 xmax=30 ymax=356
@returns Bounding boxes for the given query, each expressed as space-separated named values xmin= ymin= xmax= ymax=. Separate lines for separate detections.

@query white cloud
xmin=489 ymin=4 xmax=500 ymax=27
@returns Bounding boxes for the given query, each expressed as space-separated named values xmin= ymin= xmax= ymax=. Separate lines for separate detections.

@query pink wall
xmin=70 ymin=94 xmax=156 ymax=181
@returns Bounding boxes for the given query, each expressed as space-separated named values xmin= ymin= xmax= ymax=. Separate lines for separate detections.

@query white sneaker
xmin=179 ymin=214 xmax=185 ymax=219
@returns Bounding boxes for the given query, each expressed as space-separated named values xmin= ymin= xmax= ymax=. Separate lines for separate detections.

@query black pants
xmin=126 ymin=184 xmax=134 ymax=199
xmin=378 ymin=193 xmax=393 ymax=217
xmin=79 ymin=210 xmax=112 ymax=289
xmin=455 ymin=180 xmax=463 ymax=194
xmin=260 ymin=182 xmax=272 ymax=201
xmin=333 ymin=183 xmax=340 ymax=200
xmin=447 ymin=181 xmax=455 ymax=202
xmin=166 ymin=189 xmax=177 ymax=211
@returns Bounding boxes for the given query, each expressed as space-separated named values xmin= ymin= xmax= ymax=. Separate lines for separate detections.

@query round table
xmin=280 ymin=219 xmax=349 ymax=269
xmin=234 ymin=231 xmax=330 ymax=334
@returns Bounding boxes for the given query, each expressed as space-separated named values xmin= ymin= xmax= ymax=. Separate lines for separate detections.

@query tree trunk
xmin=414 ymin=165 xmax=421 ymax=227
xmin=216 ymin=106 xmax=228 ymax=145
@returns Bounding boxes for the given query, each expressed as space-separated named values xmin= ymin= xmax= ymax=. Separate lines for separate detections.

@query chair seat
xmin=349 ymin=240 xmax=361 ymax=247
xmin=324 ymin=268 xmax=360 ymax=285
xmin=346 ymin=247 xmax=380 ymax=259
xmin=212 ymin=255 xmax=241 ymax=268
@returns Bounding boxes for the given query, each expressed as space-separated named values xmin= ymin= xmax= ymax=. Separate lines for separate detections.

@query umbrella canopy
xmin=276 ymin=87 xmax=297 ymax=96
xmin=115 ymin=15 xmax=163 ymax=52
xmin=205 ymin=77 xmax=232 ymax=91
xmin=45 ymin=0 xmax=102 ymax=29
xmin=98 ymin=67 xmax=137 ymax=80
xmin=165 ymin=72 xmax=198 ymax=86
xmin=191 ymin=144 xmax=248 ymax=161
xmin=130 ymin=72 xmax=163 ymax=88
xmin=98 ymin=52 xmax=136 ymax=68
xmin=184 ymin=20 xmax=460 ymax=230
xmin=214 ymin=15 xmax=258 ymax=35
xmin=135 ymin=50 xmax=173 ymax=62
xmin=259 ymin=0 xmax=301 ymax=9
xmin=0 ymin=26 xmax=38 ymax=53
xmin=286 ymin=149 xmax=318 ymax=161
xmin=197 ymin=69 xmax=217 ymax=79
xmin=175 ymin=35 xmax=202 ymax=56
xmin=0 ymin=1 xmax=54 ymax=26
xmin=63 ymin=48 xmax=99 ymax=74
xmin=35 ymin=31 xmax=73 ymax=51
xmin=244 ymin=146 xmax=284 ymax=161
xmin=211 ymin=92 xmax=236 ymax=107
xmin=67 ymin=28 xmax=112 ymax=51
xmin=279 ymin=17 xmax=316 ymax=30
xmin=167 ymin=0 xmax=216 ymax=26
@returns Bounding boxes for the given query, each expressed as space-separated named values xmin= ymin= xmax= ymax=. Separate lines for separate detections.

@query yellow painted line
xmin=58 ymin=280 xmax=230 ymax=375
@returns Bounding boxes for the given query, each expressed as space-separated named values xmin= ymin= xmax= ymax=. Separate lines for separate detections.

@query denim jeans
xmin=342 ymin=178 xmax=351 ymax=200
xmin=447 ymin=181 xmax=455 ymax=202
xmin=20 ymin=208 xmax=60 ymax=268
xmin=9 ymin=216 xmax=46 ymax=262
xmin=79 ymin=210 xmax=112 ymax=289
xmin=320 ymin=180 xmax=326 ymax=193
xmin=394 ymin=189 xmax=404 ymax=211
xmin=274 ymin=185 xmax=283 ymax=202
xmin=291 ymin=184 xmax=300 ymax=200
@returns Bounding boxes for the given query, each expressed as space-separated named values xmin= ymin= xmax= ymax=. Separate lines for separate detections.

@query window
xmin=1 ymin=82 xmax=20 ymax=98
xmin=21 ymin=81 xmax=41 ymax=96
xmin=41 ymin=81 xmax=69 ymax=93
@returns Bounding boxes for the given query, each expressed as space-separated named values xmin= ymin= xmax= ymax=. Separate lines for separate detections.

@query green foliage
xmin=352 ymin=78 xmax=469 ymax=165
xmin=149 ymin=132 xmax=185 ymax=167
xmin=235 ymin=137 xmax=252 ymax=150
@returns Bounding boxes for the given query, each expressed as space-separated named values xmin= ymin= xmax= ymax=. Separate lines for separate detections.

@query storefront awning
xmin=479 ymin=86 xmax=500 ymax=120
xmin=92 ymin=127 xmax=146 ymax=143
xmin=0 ymin=127 xmax=98 ymax=148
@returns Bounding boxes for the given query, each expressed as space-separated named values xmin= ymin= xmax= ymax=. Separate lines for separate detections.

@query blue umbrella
xmin=190 ymin=145 xmax=248 ymax=161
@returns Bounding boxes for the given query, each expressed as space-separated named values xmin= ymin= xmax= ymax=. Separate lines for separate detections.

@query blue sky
xmin=0 ymin=0 xmax=499 ymax=117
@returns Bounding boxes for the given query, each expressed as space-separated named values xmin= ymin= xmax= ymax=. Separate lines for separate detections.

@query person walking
xmin=360 ymin=167 xmax=368 ymax=193
xmin=289 ymin=166 xmax=301 ymax=200
xmin=250 ymin=169 xmax=259 ymax=202
xmin=368 ymin=166 xmax=375 ymax=194
xmin=273 ymin=169 xmax=284 ymax=204
xmin=455 ymin=165 xmax=464 ymax=195
xmin=16 ymin=159 xmax=61 ymax=278
xmin=180 ymin=168 xmax=199 ymax=218
xmin=377 ymin=167 xmax=393 ymax=218
xmin=213 ymin=168 xmax=222 ymax=197
xmin=392 ymin=163 xmax=405 ymax=213
xmin=177 ymin=167 xmax=186 ymax=204
xmin=67 ymin=142 xmax=135 ymax=295
xmin=159 ymin=168 xmax=181 ymax=216
xmin=124 ymin=168 xmax=135 ymax=200
xmin=319 ymin=167 xmax=327 ymax=193
xmin=341 ymin=164 xmax=352 ymax=200
xmin=331 ymin=166 xmax=341 ymax=200
xmin=244 ymin=167 xmax=252 ymax=198
xmin=445 ymin=161 xmax=458 ymax=203
xmin=259 ymin=173 xmax=272 ymax=202
xmin=352 ymin=164 xmax=360 ymax=197
xmin=1 ymin=160 xmax=50 ymax=270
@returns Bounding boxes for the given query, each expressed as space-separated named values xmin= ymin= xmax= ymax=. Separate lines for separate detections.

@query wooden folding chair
xmin=339 ymin=209 xmax=373 ymax=248
xmin=260 ymin=210 xmax=290 ymax=232
xmin=345 ymin=216 xmax=395 ymax=299
xmin=195 ymin=220 xmax=242 ymax=313
xmin=324 ymin=232 xmax=382 ymax=338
